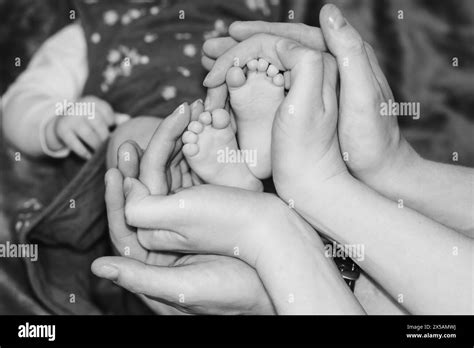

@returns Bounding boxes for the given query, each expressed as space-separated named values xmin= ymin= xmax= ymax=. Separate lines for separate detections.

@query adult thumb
xmin=91 ymin=256 xmax=187 ymax=303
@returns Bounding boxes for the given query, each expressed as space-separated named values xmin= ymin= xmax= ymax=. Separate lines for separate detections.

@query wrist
xmin=288 ymin=171 xmax=361 ymax=243
xmin=357 ymin=138 xmax=422 ymax=200
xmin=255 ymin=204 xmax=363 ymax=314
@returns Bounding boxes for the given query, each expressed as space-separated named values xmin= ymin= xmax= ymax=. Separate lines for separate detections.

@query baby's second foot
xmin=182 ymin=109 xmax=263 ymax=192
xmin=226 ymin=58 xmax=285 ymax=179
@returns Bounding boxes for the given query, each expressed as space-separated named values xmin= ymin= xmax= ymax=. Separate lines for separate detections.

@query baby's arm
xmin=2 ymin=23 xmax=87 ymax=157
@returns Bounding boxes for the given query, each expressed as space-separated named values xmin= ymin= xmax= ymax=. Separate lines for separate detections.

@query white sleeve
xmin=2 ymin=23 xmax=88 ymax=158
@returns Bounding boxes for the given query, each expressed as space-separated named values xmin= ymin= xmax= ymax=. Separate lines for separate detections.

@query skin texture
xmin=106 ymin=39 xmax=364 ymax=315
xmin=200 ymin=6 xmax=473 ymax=314
xmin=93 ymin=4 xmax=472 ymax=315
xmin=93 ymin=100 xmax=275 ymax=315
xmin=201 ymin=4 xmax=474 ymax=236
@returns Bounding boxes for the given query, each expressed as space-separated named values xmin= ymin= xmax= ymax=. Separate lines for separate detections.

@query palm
xmin=142 ymin=254 xmax=273 ymax=315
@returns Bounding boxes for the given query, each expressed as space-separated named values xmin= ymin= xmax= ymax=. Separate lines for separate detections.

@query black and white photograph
xmin=0 ymin=0 xmax=473 ymax=345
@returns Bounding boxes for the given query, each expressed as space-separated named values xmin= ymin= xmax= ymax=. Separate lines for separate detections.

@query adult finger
xmin=105 ymin=168 xmax=147 ymax=261
xmin=204 ymin=85 xmax=228 ymax=111
xmin=229 ymin=21 xmax=327 ymax=51
xmin=364 ymin=42 xmax=394 ymax=101
xmin=202 ymin=37 xmax=238 ymax=59
xmin=180 ymin=160 xmax=193 ymax=188
xmin=91 ymin=256 xmax=192 ymax=304
xmin=117 ymin=141 xmax=143 ymax=178
xmin=276 ymin=39 xmax=324 ymax=111
xmin=139 ymin=103 xmax=190 ymax=195
xmin=201 ymin=55 xmax=215 ymax=71
xmin=319 ymin=4 xmax=381 ymax=104
xmin=322 ymin=53 xmax=339 ymax=116
xmin=123 ymin=178 xmax=188 ymax=230
xmin=137 ymin=229 xmax=188 ymax=253
xmin=190 ymin=98 xmax=204 ymax=121
xmin=203 ymin=34 xmax=285 ymax=88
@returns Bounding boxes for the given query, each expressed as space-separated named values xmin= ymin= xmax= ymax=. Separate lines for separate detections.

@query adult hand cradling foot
xmin=202 ymin=4 xmax=473 ymax=314
xmin=92 ymin=46 xmax=364 ymax=315
xmin=93 ymin=101 xmax=275 ymax=315
xmin=93 ymin=4 xmax=473 ymax=315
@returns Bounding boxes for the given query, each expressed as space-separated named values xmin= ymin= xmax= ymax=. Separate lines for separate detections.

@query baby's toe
xmin=226 ymin=66 xmax=246 ymax=88
xmin=246 ymin=59 xmax=258 ymax=71
xmin=198 ymin=111 xmax=212 ymax=125
xmin=211 ymin=109 xmax=231 ymax=129
xmin=188 ymin=120 xmax=204 ymax=133
xmin=257 ymin=58 xmax=269 ymax=72
xmin=183 ymin=143 xmax=199 ymax=157
xmin=266 ymin=64 xmax=279 ymax=78
xmin=182 ymin=130 xmax=198 ymax=144
xmin=273 ymin=73 xmax=285 ymax=87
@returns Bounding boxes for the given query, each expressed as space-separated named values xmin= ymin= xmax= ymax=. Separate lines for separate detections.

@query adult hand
xmin=203 ymin=4 xmax=416 ymax=186
xmin=92 ymin=101 xmax=274 ymax=315
xmin=121 ymin=169 xmax=363 ymax=315
xmin=201 ymin=32 xmax=345 ymax=200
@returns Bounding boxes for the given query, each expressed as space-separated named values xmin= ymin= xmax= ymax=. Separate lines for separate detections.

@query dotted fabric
xmin=77 ymin=0 xmax=284 ymax=118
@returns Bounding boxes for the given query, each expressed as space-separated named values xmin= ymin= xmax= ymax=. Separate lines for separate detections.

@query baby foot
xmin=182 ymin=109 xmax=262 ymax=192
xmin=226 ymin=58 xmax=285 ymax=179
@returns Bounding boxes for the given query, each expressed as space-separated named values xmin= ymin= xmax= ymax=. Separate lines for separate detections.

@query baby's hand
xmin=49 ymin=96 xmax=115 ymax=159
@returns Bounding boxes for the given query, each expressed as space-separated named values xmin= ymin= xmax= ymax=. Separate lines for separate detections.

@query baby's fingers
xmin=92 ymin=98 xmax=115 ymax=126
xmin=75 ymin=122 xmax=102 ymax=150
xmin=89 ymin=115 xmax=111 ymax=142
xmin=60 ymin=130 xmax=92 ymax=159
xmin=201 ymin=55 xmax=215 ymax=71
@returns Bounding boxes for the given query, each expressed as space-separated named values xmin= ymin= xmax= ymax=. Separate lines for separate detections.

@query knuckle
xmin=79 ymin=123 xmax=94 ymax=136
xmin=346 ymin=37 xmax=365 ymax=55
xmin=252 ymin=33 xmax=269 ymax=41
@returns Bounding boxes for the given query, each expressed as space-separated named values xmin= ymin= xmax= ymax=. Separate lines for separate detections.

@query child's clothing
xmin=2 ymin=24 xmax=87 ymax=157
xmin=12 ymin=0 xmax=285 ymax=315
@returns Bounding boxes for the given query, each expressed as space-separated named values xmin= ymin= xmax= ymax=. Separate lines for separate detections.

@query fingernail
xmin=99 ymin=265 xmax=119 ymax=281
xmin=203 ymin=74 xmax=210 ymax=86
xmin=191 ymin=99 xmax=202 ymax=109
xmin=123 ymin=177 xmax=132 ymax=195
xmin=174 ymin=102 xmax=187 ymax=115
xmin=327 ymin=5 xmax=346 ymax=30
